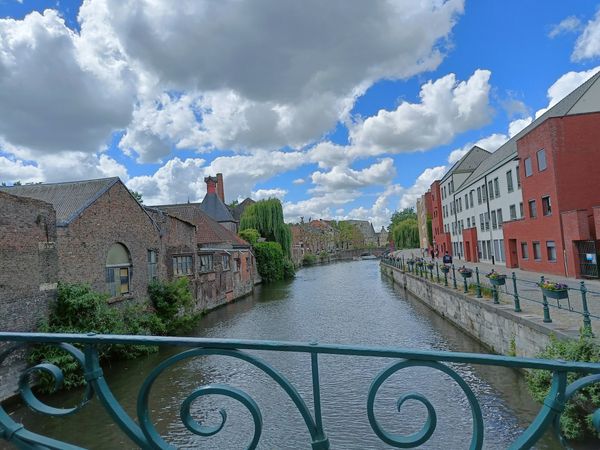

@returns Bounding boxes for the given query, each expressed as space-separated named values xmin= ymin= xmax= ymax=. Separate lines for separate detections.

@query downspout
xmin=484 ymin=174 xmax=495 ymax=265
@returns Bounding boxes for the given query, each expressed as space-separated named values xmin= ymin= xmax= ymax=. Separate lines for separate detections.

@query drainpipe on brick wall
xmin=484 ymin=174 xmax=495 ymax=265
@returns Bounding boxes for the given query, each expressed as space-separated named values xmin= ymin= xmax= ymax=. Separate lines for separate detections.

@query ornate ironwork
xmin=1 ymin=332 xmax=600 ymax=449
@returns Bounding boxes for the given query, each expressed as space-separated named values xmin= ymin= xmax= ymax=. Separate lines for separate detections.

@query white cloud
xmin=572 ymin=9 xmax=600 ymax=61
xmin=535 ymin=67 xmax=600 ymax=118
xmin=548 ymin=16 xmax=581 ymax=38
xmin=251 ymin=188 xmax=287 ymax=201
xmin=398 ymin=166 xmax=446 ymax=209
xmin=349 ymin=70 xmax=493 ymax=156
xmin=283 ymin=189 xmax=359 ymax=223
xmin=0 ymin=156 xmax=43 ymax=184
xmin=310 ymin=158 xmax=396 ymax=192
xmin=292 ymin=178 xmax=305 ymax=185
xmin=0 ymin=9 xmax=135 ymax=156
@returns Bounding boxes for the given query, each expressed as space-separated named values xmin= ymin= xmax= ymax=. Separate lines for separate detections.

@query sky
xmin=1 ymin=1 xmax=600 ymax=229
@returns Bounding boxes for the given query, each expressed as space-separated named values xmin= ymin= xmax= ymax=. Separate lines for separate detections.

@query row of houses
xmin=0 ymin=174 xmax=260 ymax=336
xmin=418 ymin=70 xmax=600 ymax=279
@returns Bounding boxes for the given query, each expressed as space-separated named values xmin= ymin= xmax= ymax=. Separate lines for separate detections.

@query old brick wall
xmin=0 ymin=192 xmax=58 ymax=400
xmin=56 ymin=181 xmax=160 ymax=301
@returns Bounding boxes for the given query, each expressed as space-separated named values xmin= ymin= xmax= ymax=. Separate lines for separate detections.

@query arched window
xmin=106 ymin=243 xmax=131 ymax=297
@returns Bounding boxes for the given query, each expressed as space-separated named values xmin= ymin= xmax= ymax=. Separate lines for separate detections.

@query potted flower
xmin=415 ymin=259 xmax=424 ymax=267
xmin=426 ymin=262 xmax=434 ymax=270
xmin=440 ymin=265 xmax=450 ymax=274
xmin=538 ymin=280 xmax=569 ymax=299
xmin=486 ymin=270 xmax=506 ymax=286
xmin=457 ymin=266 xmax=472 ymax=278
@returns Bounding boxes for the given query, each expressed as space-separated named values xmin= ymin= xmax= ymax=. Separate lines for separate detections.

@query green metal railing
xmin=383 ymin=257 xmax=598 ymax=336
xmin=1 ymin=332 xmax=600 ymax=449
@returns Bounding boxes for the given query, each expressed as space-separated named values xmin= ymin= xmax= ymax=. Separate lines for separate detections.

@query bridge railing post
xmin=475 ymin=267 xmax=482 ymax=298
xmin=452 ymin=264 xmax=457 ymax=290
xmin=512 ymin=272 xmax=521 ymax=312
xmin=540 ymin=276 xmax=552 ymax=323
xmin=436 ymin=262 xmax=440 ymax=283
xmin=580 ymin=281 xmax=593 ymax=337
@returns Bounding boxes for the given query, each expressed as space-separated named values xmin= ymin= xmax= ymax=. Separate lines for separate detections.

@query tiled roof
xmin=440 ymin=146 xmax=490 ymax=183
xmin=457 ymin=70 xmax=600 ymax=190
xmin=153 ymin=203 xmax=249 ymax=247
xmin=0 ymin=177 xmax=119 ymax=226
xmin=231 ymin=197 xmax=255 ymax=221
xmin=200 ymin=192 xmax=236 ymax=222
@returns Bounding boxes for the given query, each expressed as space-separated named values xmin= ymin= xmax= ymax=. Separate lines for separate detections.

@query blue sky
xmin=1 ymin=1 xmax=599 ymax=228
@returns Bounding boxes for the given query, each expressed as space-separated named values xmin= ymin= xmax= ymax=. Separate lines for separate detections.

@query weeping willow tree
xmin=240 ymin=198 xmax=292 ymax=257
xmin=392 ymin=218 xmax=419 ymax=249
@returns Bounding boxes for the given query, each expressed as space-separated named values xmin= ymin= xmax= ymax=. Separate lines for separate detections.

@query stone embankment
xmin=381 ymin=261 xmax=575 ymax=358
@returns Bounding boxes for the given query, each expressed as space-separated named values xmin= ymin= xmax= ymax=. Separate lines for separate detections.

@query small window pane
xmin=494 ymin=178 xmax=500 ymax=197
xmin=509 ymin=205 xmax=517 ymax=220
xmin=542 ymin=196 xmax=552 ymax=216
xmin=533 ymin=242 xmax=541 ymax=260
xmin=506 ymin=170 xmax=514 ymax=192
xmin=525 ymin=158 xmax=532 ymax=177
xmin=547 ymin=241 xmax=556 ymax=261
xmin=537 ymin=149 xmax=547 ymax=171
xmin=521 ymin=242 xmax=529 ymax=259
xmin=529 ymin=200 xmax=537 ymax=218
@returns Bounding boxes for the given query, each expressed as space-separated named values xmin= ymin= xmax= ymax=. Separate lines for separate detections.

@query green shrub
xmin=239 ymin=228 xmax=260 ymax=245
xmin=148 ymin=277 xmax=199 ymax=334
xmin=319 ymin=251 xmax=328 ymax=260
xmin=302 ymin=253 xmax=317 ymax=266
xmin=29 ymin=282 xmax=158 ymax=392
xmin=283 ymin=258 xmax=295 ymax=280
xmin=526 ymin=335 xmax=600 ymax=441
xmin=254 ymin=241 xmax=285 ymax=282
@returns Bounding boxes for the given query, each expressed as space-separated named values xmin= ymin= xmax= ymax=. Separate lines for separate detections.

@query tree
xmin=130 ymin=190 xmax=143 ymax=204
xmin=240 ymin=199 xmax=292 ymax=257
xmin=392 ymin=218 xmax=419 ymax=249
xmin=390 ymin=207 xmax=417 ymax=229
xmin=239 ymin=228 xmax=260 ymax=245
xmin=334 ymin=221 xmax=364 ymax=249
xmin=426 ymin=215 xmax=433 ymax=246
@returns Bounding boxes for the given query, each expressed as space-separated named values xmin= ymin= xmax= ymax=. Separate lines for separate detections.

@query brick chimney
xmin=204 ymin=176 xmax=218 ymax=195
xmin=216 ymin=173 xmax=225 ymax=203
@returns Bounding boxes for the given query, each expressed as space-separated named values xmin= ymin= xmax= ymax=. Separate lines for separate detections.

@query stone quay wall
xmin=380 ymin=262 xmax=572 ymax=358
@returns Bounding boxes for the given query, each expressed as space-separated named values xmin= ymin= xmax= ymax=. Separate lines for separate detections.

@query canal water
xmin=5 ymin=260 xmax=562 ymax=449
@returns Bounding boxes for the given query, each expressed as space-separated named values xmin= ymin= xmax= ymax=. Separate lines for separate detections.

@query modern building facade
xmin=416 ymin=191 xmax=432 ymax=250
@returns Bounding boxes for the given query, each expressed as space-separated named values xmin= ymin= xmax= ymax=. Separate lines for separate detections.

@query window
xmin=497 ymin=208 xmax=503 ymax=227
xmin=200 ymin=254 xmax=213 ymax=272
xmin=469 ymin=191 xmax=474 ymax=208
xmin=223 ymin=254 xmax=230 ymax=270
xmin=506 ymin=170 xmax=514 ymax=193
xmin=477 ymin=241 xmax=482 ymax=259
xmin=509 ymin=204 xmax=517 ymax=220
xmin=486 ymin=241 xmax=492 ymax=260
xmin=488 ymin=181 xmax=494 ymax=199
xmin=494 ymin=240 xmax=500 ymax=262
xmin=479 ymin=213 xmax=484 ymax=231
xmin=547 ymin=241 xmax=557 ymax=261
xmin=529 ymin=200 xmax=537 ymax=218
xmin=519 ymin=202 xmax=524 ymax=218
xmin=542 ymin=196 xmax=552 ymax=216
xmin=524 ymin=157 xmax=532 ymax=177
xmin=516 ymin=165 xmax=521 ymax=188
xmin=521 ymin=242 xmax=529 ymax=259
xmin=477 ymin=187 xmax=482 ymax=204
xmin=234 ymin=257 xmax=241 ymax=272
xmin=465 ymin=194 xmax=469 ymax=210
xmin=482 ymin=184 xmax=488 ymax=201
xmin=499 ymin=239 xmax=505 ymax=262
xmin=482 ymin=240 xmax=488 ymax=259
xmin=533 ymin=242 xmax=541 ymax=260
xmin=458 ymin=198 xmax=462 ymax=212
xmin=467 ymin=217 xmax=471 ymax=228
xmin=471 ymin=216 xmax=475 ymax=227
xmin=450 ymin=180 xmax=454 ymax=193
xmin=147 ymin=250 xmax=157 ymax=281
xmin=491 ymin=210 xmax=497 ymax=229
xmin=485 ymin=212 xmax=490 ymax=231
xmin=537 ymin=149 xmax=547 ymax=171
xmin=173 ymin=255 xmax=193 ymax=276
xmin=106 ymin=243 xmax=131 ymax=297
xmin=494 ymin=178 xmax=500 ymax=197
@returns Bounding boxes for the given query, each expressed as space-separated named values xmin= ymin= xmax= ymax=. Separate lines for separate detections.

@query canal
xmin=5 ymin=260 xmax=561 ymax=449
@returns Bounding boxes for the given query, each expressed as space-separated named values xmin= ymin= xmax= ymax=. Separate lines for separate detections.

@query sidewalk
xmin=388 ymin=248 xmax=600 ymax=338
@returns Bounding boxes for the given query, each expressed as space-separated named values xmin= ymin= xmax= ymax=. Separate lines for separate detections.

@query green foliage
xmin=302 ymin=253 xmax=317 ymax=266
xmin=390 ymin=208 xmax=417 ymax=229
xmin=526 ymin=335 xmax=600 ymax=441
xmin=426 ymin=215 xmax=433 ymax=246
xmin=391 ymin=218 xmax=419 ymax=249
xmin=29 ymin=283 xmax=159 ymax=392
xmin=240 ymin=199 xmax=292 ymax=257
xmin=129 ymin=190 xmax=143 ymax=204
xmin=148 ymin=277 xmax=199 ymax=335
xmin=282 ymin=258 xmax=296 ymax=280
xmin=239 ymin=228 xmax=260 ymax=245
xmin=334 ymin=221 xmax=364 ymax=249
xmin=319 ymin=251 xmax=328 ymax=260
xmin=254 ymin=241 xmax=285 ymax=282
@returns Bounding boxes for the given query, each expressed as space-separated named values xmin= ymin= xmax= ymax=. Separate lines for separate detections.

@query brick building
xmin=0 ymin=192 xmax=58 ymax=399
xmin=503 ymin=72 xmax=600 ymax=278
xmin=431 ymin=180 xmax=451 ymax=256
xmin=201 ymin=173 xmax=238 ymax=233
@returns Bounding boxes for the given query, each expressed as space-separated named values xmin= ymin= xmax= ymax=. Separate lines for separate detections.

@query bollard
xmin=444 ymin=269 xmax=448 ymax=287
xmin=492 ymin=284 xmax=499 ymax=304
xmin=475 ymin=267 xmax=482 ymax=298
xmin=463 ymin=272 xmax=469 ymax=294
xmin=512 ymin=272 xmax=521 ymax=312
xmin=436 ymin=262 xmax=440 ymax=283
xmin=580 ymin=281 xmax=593 ymax=337
xmin=452 ymin=265 xmax=457 ymax=289
xmin=541 ymin=276 xmax=552 ymax=323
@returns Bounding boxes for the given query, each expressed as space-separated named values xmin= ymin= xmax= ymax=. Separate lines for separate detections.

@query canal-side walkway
xmin=388 ymin=249 xmax=600 ymax=339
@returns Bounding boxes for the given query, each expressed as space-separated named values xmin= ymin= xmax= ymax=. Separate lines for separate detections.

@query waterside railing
xmin=382 ymin=257 xmax=598 ymax=336
xmin=1 ymin=332 xmax=600 ymax=449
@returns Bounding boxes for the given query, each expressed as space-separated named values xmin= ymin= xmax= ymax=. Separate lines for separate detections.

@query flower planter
xmin=459 ymin=271 xmax=472 ymax=279
xmin=489 ymin=276 xmax=506 ymax=286
xmin=440 ymin=266 xmax=450 ymax=273
xmin=426 ymin=264 xmax=434 ymax=270
xmin=541 ymin=288 xmax=568 ymax=300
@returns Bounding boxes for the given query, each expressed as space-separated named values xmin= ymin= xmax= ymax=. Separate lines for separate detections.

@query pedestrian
xmin=443 ymin=251 xmax=452 ymax=264
xmin=430 ymin=248 xmax=435 ymax=259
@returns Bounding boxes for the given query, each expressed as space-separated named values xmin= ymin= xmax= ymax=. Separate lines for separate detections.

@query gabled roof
xmin=231 ymin=197 xmax=255 ymax=221
xmin=153 ymin=203 xmax=249 ymax=247
xmin=440 ymin=146 xmax=490 ymax=183
xmin=458 ymin=70 xmax=600 ymax=191
xmin=0 ymin=177 xmax=119 ymax=226
xmin=200 ymin=192 xmax=236 ymax=223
